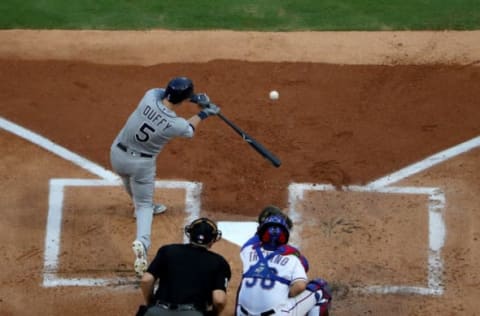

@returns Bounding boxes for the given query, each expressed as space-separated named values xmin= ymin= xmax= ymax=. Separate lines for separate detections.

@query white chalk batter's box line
xmin=288 ymin=183 xmax=445 ymax=296
xmin=42 ymin=178 xmax=202 ymax=287
xmin=43 ymin=179 xmax=446 ymax=296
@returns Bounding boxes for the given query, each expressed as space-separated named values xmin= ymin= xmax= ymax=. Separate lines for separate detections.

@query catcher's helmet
xmin=257 ymin=214 xmax=290 ymax=249
xmin=185 ymin=217 xmax=222 ymax=245
xmin=164 ymin=77 xmax=194 ymax=104
xmin=257 ymin=205 xmax=293 ymax=229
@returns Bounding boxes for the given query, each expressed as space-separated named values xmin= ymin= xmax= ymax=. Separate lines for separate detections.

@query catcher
xmin=237 ymin=206 xmax=332 ymax=316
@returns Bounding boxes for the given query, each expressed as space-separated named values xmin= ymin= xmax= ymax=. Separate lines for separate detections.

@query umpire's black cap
xmin=185 ymin=217 xmax=222 ymax=245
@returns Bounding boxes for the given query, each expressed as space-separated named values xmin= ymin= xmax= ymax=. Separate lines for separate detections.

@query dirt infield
xmin=1 ymin=30 xmax=480 ymax=316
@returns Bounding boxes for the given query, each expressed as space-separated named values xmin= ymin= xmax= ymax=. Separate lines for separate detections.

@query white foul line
xmin=0 ymin=116 xmax=118 ymax=181
xmin=367 ymin=135 xmax=480 ymax=189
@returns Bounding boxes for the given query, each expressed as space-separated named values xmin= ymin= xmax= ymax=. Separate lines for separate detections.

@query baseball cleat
xmin=132 ymin=204 xmax=168 ymax=218
xmin=153 ymin=203 xmax=167 ymax=215
xmin=132 ymin=240 xmax=147 ymax=277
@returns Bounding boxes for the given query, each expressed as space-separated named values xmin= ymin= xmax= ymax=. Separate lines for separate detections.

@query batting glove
xmin=190 ymin=93 xmax=211 ymax=108
xmin=198 ymin=103 xmax=221 ymax=120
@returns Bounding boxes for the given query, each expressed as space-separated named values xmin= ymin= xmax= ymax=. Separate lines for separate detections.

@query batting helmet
xmin=164 ymin=77 xmax=194 ymax=104
xmin=185 ymin=217 xmax=222 ymax=245
xmin=257 ymin=214 xmax=290 ymax=249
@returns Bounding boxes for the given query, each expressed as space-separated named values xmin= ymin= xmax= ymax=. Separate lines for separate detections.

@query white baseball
xmin=269 ymin=90 xmax=279 ymax=100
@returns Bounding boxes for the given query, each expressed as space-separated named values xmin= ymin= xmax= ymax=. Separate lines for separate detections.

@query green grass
xmin=0 ymin=0 xmax=479 ymax=30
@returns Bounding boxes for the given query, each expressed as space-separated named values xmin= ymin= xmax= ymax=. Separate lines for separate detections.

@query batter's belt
xmin=117 ymin=142 xmax=153 ymax=158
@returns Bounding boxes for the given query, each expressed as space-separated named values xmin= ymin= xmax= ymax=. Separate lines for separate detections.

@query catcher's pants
xmin=237 ymin=290 xmax=318 ymax=316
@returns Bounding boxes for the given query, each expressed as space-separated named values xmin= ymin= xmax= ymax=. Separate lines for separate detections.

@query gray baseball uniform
xmin=110 ymin=88 xmax=194 ymax=250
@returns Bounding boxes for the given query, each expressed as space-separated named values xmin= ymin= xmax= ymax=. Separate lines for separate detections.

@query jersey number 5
xmin=136 ymin=123 xmax=155 ymax=142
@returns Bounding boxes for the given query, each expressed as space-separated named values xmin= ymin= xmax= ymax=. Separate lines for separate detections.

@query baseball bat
xmin=217 ymin=113 xmax=282 ymax=168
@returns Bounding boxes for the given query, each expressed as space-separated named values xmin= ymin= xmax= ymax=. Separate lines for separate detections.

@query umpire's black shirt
xmin=147 ymin=243 xmax=231 ymax=309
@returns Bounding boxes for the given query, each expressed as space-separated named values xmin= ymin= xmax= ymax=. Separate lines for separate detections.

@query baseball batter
xmin=110 ymin=77 xmax=220 ymax=277
xmin=236 ymin=214 xmax=331 ymax=316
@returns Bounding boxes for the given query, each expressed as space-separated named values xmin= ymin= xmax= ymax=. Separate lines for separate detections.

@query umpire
xmin=138 ymin=217 xmax=232 ymax=316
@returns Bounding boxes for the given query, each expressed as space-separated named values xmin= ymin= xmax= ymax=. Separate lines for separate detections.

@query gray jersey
xmin=114 ymin=88 xmax=194 ymax=157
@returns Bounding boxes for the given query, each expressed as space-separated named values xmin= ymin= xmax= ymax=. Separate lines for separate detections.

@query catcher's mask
xmin=185 ymin=217 xmax=222 ymax=245
xmin=164 ymin=77 xmax=194 ymax=104
xmin=257 ymin=214 xmax=290 ymax=249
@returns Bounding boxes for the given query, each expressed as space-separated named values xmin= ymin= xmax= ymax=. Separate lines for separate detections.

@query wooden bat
xmin=217 ymin=113 xmax=282 ymax=168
